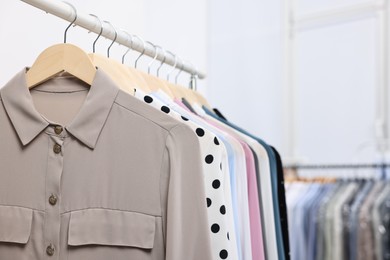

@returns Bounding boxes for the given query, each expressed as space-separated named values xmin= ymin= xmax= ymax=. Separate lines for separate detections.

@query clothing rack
xmin=19 ymin=0 xmax=206 ymax=80
xmin=284 ymin=163 xmax=390 ymax=170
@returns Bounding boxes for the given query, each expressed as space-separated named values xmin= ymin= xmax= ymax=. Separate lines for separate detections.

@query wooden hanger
xmin=26 ymin=3 xmax=96 ymax=89
xmin=26 ymin=43 xmax=96 ymax=89
xmin=89 ymin=53 xmax=135 ymax=94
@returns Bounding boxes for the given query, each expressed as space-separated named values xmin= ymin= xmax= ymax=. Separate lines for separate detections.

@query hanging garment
xmin=133 ymin=89 xmax=239 ymax=260
xmin=316 ymin=183 xmax=343 ymax=260
xmin=379 ymin=192 xmax=390 ymax=260
xmin=287 ymin=179 xmax=390 ymax=260
xmin=372 ymin=184 xmax=390 ymax=260
xmin=157 ymin=92 xmax=256 ymax=260
xmin=201 ymin=112 xmax=264 ymax=260
xmin=306 ymin=184 xmax=335 ymax=260
xmin=0 ymin=69 xmax=213 ymax=260
xmin=348 ymin=181 xmax=373 ymax=260
xmin=357 ymin=181 xmax=386 ymax=260
xmin=272 ymin=147 xmax=291 ymax=260
xmin=203 ymin=106 xmax=286 ymax=260
xmin=150 ymin=91 xmax=246 ymax=259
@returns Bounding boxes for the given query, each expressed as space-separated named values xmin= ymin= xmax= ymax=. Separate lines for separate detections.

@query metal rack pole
xmin=20 ymin=0 xmax=206 ymax=79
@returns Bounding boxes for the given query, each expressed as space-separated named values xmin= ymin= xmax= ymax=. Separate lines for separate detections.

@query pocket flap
xmin=0 ymin=205 xmax=33 ymax=244
xmin=68 ymin=209 xmax=155 ymax=249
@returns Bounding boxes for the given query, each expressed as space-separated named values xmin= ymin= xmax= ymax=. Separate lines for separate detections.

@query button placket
xmin=44 ymin=135 xmax=64 ymax=259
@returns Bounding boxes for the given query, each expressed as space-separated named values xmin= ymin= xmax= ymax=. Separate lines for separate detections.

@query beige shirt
xmin=0 ymin=69 xmax=213 ymax=260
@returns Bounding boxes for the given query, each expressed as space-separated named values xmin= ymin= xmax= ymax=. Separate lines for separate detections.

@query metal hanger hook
xmin=88 ymin=14 xmax=103 ymax=53
xmin=103 ymin=20 xmax=117 ymax=58
xmin=175 ymin=57 xmax=184 ymax=84
xmin=147 ymin=42 xmax=162 ymax=74
xmin=134 ymin=35 xmax=146 ymax=68
xmin=62 ymin=1 xmax=78 ymax=43
xmin=120 ymin=29 xmax=133 ymax=64
xmin=184 ymin=60 xmax=198 ymax=91
xmin=166 ymin=51 xmax=178 ymax=82
xmin=157 ymin=48 xmax=167 ymax=77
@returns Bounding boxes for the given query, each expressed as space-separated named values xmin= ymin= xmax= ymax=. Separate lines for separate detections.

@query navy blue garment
xmin=203 ymin=106 xmax=286 ymax=260
xmin=213 ymin=108 xmax=228 ymax=121
xmin=272 ymin=147 xmax=291 ymax=260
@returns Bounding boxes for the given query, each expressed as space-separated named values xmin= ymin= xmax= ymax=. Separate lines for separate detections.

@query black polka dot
xmin=211 ymin=224 xmax=220 ymax=233
xmin=161 ymin=106 xmax=170 ymax=114
xmin=219 ymin=250 xmax=228 ymax=259
xmin=144 ymin=95 xmax=153 ymax=103
xmin=181 ymin=116 xmax=189 ymax=121
xmin=207 ymin=198 xmax=212 ymax=207
xmin=205 ymin=155 xmax=214 ymax=164
xmin=196 ymin=128 xmax=205 ymax=137
xmin=214 ymin=137 xmax=220 ymax=145
xmin=212 ymin=179 xmax=221 ymax=189
xmin=227 ymin=232 xmax=230 ymax=240
xmin=220 ymin=205 xmax=226 ymax=215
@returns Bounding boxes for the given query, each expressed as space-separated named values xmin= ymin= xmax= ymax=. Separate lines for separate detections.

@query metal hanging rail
xmin=284 ymin=163 xmax=390 ymax=170
xmin=19 ymin=0 xmax=206 ymax=79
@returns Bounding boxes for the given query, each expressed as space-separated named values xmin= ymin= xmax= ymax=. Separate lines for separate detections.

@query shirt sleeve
xmin=164 ymin=124 xmax=213 ymax=260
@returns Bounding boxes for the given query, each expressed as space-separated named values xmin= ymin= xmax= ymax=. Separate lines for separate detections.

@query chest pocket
xmin=0 ymin=205 xmax=34 ymax=260
xmin=0 ymin=205 xmax=33 ymax=244
xmin=68 ymin=208 xmax=156 ymax=260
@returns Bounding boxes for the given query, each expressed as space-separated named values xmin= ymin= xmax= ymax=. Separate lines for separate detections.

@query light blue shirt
xmin=291 ymin=185 xmax=315 ymax=260
xmin=307 ymin=184 xmax=335 ymax=260
xmin=299 ymin=184 xmax=322 ymax=260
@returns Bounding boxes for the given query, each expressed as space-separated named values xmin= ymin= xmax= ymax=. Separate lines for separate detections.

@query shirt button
xmin=53 ymin=144 xmax=61 ymax=154
xmin=54 ymin=125 xmax=63 ymax=135
xmin=49 ymin=194 xmax=58 ymax=206
xmin=46 ymin=244 xmax=55 ymax=256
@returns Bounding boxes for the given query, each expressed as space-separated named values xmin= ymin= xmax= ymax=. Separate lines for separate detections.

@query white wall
xmin=208 ymin=0 xmax=387 ymax=166
xmin=143 ymin=0 xmax=208 ymax=93
xmin=207 ymin=0 xmax=284 ymax=152
xmin=288 ymin=0 xmax=387 ymax=165
xmin=295 ymin=17 xmax=378 ymax=164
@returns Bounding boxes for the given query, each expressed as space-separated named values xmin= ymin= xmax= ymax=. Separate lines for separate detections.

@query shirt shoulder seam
xmin=113 ymin=100 xmax=181 ymax=133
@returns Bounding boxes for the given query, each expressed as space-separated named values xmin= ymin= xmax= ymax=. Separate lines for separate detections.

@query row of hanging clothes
xmin=285 ymin=165 xmax=390 ymax=260
xmin=0 ymin=1 xmax=289 ymax=260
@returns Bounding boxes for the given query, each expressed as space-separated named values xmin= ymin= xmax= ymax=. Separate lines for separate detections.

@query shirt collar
xmin=0 ymin=68 xmax=119 ymax=149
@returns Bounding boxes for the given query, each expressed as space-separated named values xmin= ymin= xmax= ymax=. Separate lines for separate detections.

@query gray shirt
xmin=0 ymin=69 xmax=213 ymax=260
xmin=332 ymin=182 xmax=359 ymax=260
